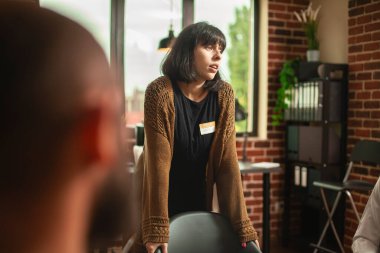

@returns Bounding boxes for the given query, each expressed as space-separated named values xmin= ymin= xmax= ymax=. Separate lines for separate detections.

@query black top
xmin=168 ymin=82 xmax=220 ymax=217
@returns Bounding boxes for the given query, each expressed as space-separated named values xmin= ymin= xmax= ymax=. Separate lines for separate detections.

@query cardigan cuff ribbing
xmin=142 ymin=216 xmax=170 ymax=244
xmin=234 ymin=219 xmax=259 ymax=242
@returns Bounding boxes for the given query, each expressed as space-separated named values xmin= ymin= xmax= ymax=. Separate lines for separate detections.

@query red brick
xmin=349 ymin=18 xmax=356 ymax=26
xmin=356 ymin=110 xmax=370 ymax=118
xmin=356 ymin=0 xmax=371 ymax=7
xmin=358 ymin=14 xmax=372 ymax=24
xmin=349 ymin=44 xmax=363 ymax=53
xmin=350 ymin=63 xmax=364 ymax=72
xmin=266 ymin=149 xmax=282 ymax=156
xmin=373 ymin=91 xmax=380 ymax=98
xmin=355 ymin=129 xmax=370 ymax=137
xmin=269 ymin=20 xmax=285 ymax=27
xmin=269 ymin=37 xmax=285 ymax=43
xmin=349 ymin=101 xmax=363 ymax=109
xmin=364 ymin=42 xmax=380 ymax=51
xmin=246 ymin=149 xmax=265 ymax=156
xmin=254 ymin=141 xmax=270 ymax=148
xmin=269 ymin=3 xmax=286 ymax=11
xmin=363 ymin=120 xmax=380 ymax=128
xmin=349 ymin=26 xmax=364 ymax=36
xmin=286 ymin=21 xmax=302 ymax=29
xmin=365 ymin=22 xmax=380 ymax=32
xmin=371 ymin=111 xmax=380 ymax=119
xmin=246 ymin=183 xmax=262 ymax=189
xmin=349 ymin=119 xmax=363 ymax=127
xmin=287 ymin=5 xmax=304 ymax=13
xmin=274 ymin=12 xmax=291 ymax=19
xmin=364 ymin=101 xmax=380 ymax=109
xmin=365 ymin=2 xmax=380 ymax=14
xmin=357 ymin=91 xmax=371 ymax=99
xmin=374 ymin=31 xmax=380 ymax=40
xmin=373 ymin=52 xmax=380 ymax=60
xmin=292 ymin=0 xmax=309 ymax=5
xmin=364 ymin=81 xmax=380 ymax=89
xmin=357 ymin=72 xmax=372 ymax=80
xmin=364 ymin=60 xmax=380 ymax=70
xmin=350 ymin=7 xmax=364 ymax=17
xmin=268 ymin=53 xmax=285 ymax=60
xmin=269 ymin=44 xmax=291 ymax=51
xmin=356 ymin=53 xmax=372 ymax=61
xmin=349 ymin=55 xmax=356 ymax=62
xmin=373 ymin=11 xmax=380 ymax=21
xmin=357 ymin=34 xmax=372 ymax=43
xmin=349 ymin=82 xmax=363 ymax=90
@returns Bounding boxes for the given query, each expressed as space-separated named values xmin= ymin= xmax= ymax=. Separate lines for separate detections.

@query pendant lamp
xmin=158 ymin=0 xmax=176 ymax=51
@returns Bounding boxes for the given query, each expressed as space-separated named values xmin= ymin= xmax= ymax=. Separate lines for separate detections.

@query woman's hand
xmin=241 ymin=240 xmax=261 ymax=250
xmin=145 ymin=242 xmax=168 ymax=253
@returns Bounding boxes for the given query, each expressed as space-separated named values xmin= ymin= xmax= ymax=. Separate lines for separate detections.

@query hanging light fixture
xmin=158 ymin=0 xmax=176 ymax=51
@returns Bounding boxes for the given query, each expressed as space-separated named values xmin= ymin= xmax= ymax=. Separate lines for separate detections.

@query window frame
xmin=97 ymin=0 xmax=260 ymax=136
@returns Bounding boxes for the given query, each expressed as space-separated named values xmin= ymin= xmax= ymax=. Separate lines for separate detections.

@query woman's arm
xmin=214 ymin=83 xmax=258 ymax=243
xmin=140 ymin=77 xmax=174 ymax=246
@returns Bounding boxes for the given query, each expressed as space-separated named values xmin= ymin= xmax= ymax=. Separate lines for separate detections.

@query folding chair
xmin=310 ymin=140 xmax=380 ymax=253
xmin=154 ymin=211 xmax=261 ymax=253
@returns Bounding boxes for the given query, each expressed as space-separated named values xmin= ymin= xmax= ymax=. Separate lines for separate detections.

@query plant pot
xmin=306 ymin=49 xmax=320 ymax=62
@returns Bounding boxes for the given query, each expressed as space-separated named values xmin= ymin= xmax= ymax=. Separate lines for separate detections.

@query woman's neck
xmin=177 ymin=80 xmax=208 ymax=102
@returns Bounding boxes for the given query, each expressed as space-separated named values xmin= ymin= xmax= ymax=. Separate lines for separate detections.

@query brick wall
xmin=344 ymin=0 xmax=380 ymax=251
xmin=238 ymin=0 xmax=309 ymax=244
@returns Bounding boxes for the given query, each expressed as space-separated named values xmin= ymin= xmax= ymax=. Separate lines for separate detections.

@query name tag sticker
xmin=199 ymin=121 xmax=216 ymax=135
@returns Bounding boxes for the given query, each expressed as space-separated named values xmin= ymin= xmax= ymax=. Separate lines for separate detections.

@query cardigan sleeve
xmin=215 ymin=83 xmax=258 ymax=243
xmin=352 ymin=178 xmax=380 ymax=253
xmin=140 ymin=78 xmax=173 ymax=245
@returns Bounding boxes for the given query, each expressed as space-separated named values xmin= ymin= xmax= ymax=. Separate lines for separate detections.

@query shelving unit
xmin=281 ymin=62 xmax=349 ymax=250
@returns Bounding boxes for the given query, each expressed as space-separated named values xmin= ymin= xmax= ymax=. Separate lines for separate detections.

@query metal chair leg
xmin=312 ymin=189 xmax=345 ymax=253
xmin=345 ymin=190 xmax=361 ymax=222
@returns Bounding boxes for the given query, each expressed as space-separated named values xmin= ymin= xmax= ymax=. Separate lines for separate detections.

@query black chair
xmin=310 ymin=140 xmax=380 ymax=253
xmin=155 ymin=211 xmax=261 ymax=253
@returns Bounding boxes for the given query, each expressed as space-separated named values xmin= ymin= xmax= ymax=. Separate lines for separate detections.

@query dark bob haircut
xmin=162 ymin=22 xmax=226 ymax=91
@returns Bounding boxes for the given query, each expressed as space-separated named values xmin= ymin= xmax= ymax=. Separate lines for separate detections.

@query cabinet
xmin=281 ymin=62 xmax=348 ymax=250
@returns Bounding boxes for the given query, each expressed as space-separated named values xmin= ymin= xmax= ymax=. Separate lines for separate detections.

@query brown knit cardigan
xmin=132 ymin=76 xmax=258 ymax=252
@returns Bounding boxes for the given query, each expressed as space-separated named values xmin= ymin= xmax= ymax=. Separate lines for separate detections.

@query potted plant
xmin=272 ymin=59 xmax=300 ymax=126
xmin=294 ymin=3 xmax=321 ymax=61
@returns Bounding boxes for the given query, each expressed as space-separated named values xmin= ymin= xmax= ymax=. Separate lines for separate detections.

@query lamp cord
xmin=170 ymin=0 xmax=173 ymax=30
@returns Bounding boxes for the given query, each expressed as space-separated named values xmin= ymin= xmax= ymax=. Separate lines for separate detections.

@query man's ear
xmin=78 ymin=106 xmax=119 ymax=169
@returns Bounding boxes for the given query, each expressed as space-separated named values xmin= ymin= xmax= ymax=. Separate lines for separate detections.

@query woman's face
xmin=193 ymin=43 xmax=223 ymax=82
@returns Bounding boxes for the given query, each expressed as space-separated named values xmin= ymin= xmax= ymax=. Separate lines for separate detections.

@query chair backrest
xmin=343 ymin=140 xmax=380 ymax=182
xmin=351 ymin=140 xmax=380 ymax=164
xmin=155 ymin=211 xmax=261 ymax=253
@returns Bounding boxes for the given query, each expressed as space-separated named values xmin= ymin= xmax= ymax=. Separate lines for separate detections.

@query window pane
xmin=40 ymin=0 xmax=111 ymax=60
xmin=195 ymin=0 xmax=255 ymax=133
xmin=124 ymin=0 xmax=182 ymax=125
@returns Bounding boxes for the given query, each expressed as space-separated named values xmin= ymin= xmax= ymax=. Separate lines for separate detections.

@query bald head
xmin=0 ymin=2 xmax=118 ymax=192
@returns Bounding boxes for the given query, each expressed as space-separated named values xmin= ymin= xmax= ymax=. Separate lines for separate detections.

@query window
xmin=195 ymin=0 xmax=258 ymax=134
xmin=124 ymin=0 xmax=182 ymax=125
xmin=41 ymin=0 xmax=259 ymax=135
xmin=40 ymin=0 xmax=111 ymax=60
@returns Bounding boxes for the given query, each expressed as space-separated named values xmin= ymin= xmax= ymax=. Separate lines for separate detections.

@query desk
xmin=239 ymin=161 xmax=281 ymax=253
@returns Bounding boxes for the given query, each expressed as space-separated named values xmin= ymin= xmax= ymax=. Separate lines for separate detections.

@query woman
xmin=132 ymin=22 xmax=258 ymax=253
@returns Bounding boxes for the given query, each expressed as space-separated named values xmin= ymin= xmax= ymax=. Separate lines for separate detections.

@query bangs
xmin=196 ymin=28 xmax=226 ymax=52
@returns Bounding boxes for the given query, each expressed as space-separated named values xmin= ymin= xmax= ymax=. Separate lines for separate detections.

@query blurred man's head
xmin=0 ymin=2 xmax=131 ymax=253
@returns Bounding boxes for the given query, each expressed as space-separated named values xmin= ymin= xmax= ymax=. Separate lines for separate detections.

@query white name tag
xmin=199 ymin=121 xmax=216 ymax=135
